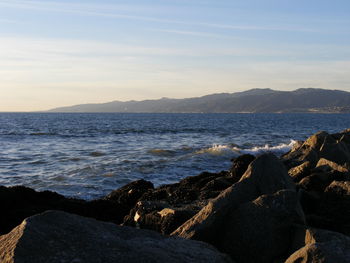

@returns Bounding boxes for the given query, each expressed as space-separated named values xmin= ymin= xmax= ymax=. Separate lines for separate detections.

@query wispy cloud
xmin=0 ymin=0 xmax=318 ymax=33
xmin=148 ymin=29 xmax=243 ymax=40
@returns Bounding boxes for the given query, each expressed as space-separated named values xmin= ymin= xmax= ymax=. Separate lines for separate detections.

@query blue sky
xmin=0 ymin=0 xmax=349 ymax=111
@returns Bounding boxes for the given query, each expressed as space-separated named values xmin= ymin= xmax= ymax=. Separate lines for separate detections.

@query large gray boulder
xmin=285 ymin=228 xmax=350 ymax=263
xmin=0 ymin=210 xmax=232 ymax=263
xmin=172 ymin=154 xmax=297 ymax=261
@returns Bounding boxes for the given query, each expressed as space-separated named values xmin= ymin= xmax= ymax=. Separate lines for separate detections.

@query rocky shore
xmin=1 ymin=129 xmax=350 ymax=262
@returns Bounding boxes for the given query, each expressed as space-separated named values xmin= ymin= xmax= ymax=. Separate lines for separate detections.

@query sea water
xmin=0 ymin=113 xmax=349 ymax=199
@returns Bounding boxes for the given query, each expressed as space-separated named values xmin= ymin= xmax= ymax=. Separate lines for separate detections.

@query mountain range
xmin=48 ymin=88 xmax=350 ymax=113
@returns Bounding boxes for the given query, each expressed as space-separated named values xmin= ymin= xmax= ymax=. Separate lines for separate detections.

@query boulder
xmin=172 ymin=154 xmax=296 ymax=245
xmin=0 ymin=210 xmax=232 ymax=263
xmin=219 ymin=190 xmax=305 ymax=263
xmin=285 ymin=228 xmax=350 ymax=263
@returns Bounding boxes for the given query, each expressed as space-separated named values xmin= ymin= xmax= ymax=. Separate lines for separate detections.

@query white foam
xmin=197 ymin=140 xmax=297 ymax=156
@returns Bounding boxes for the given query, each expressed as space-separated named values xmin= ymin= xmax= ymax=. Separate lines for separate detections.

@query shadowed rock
xmin=229 ymin=154 xmax=255 ymax=181
xmin=286 ymin=228 xmax=350 ymax=263
xmin=171 ymin=154 xmax=296 ymax=246
xmin=0 ymin=211 xmax=232 ymax=263
xmin=219 ymin=190 xmax=305 ymax=263
xmin=104 ymin=179 xmax=154 ymax=207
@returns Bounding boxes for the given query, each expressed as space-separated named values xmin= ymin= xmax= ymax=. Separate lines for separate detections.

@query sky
xmin=0 ymin=0 xmax=349 ymax=111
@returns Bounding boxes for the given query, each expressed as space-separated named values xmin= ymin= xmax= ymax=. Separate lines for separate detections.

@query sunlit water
xmin=0 ymin=113 xmax=349 ymax=199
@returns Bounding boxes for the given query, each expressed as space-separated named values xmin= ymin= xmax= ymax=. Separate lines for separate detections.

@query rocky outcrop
xmin=0 ymin=179 xmax=154 ymax=235
xmin=219 ymin=190 xmax=305 ymax=263
xmin=0 ymin=210 xmax=232 ymax=263
xmin=172 ymin=154 xmax=299 ymax=262
xmin=286 ymin=228 xmax=350 ymax=263
xmin=283 ymin=129 xmax=350 ymax=168
xmin=2 ymin=129 xmax=350 ymax=262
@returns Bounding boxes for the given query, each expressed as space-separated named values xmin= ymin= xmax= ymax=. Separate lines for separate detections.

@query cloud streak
xmin=0 ymin=0 xmax=318 ymax=33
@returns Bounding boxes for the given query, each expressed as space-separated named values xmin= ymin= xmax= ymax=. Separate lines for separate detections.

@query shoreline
xmin=1 ymin=129 xmax=350 ymax=262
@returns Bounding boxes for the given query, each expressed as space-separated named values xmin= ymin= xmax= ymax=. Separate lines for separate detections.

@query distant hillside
xmin=48 ymin=88 xmax=350 ymax=113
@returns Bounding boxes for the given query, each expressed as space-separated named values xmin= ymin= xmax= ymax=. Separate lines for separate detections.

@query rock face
xmin=286 ymin=228 xmax=350 ymax=263
xmin=172 ymin=154 xmax=299 ymax=262
xmin=0 ymin=210 xmax=232 ymax=263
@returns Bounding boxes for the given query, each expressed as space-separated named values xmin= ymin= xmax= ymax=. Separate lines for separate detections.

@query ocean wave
xmin=234 ymin=140 xmax=297 ymax=155
xmin=196 ymin=140 xmax=296 ymax=156
xmin=148 ymin=149 xmax=177 ymax=157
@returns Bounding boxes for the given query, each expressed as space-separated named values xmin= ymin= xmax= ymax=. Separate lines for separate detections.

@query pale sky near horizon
xmin=0 ymin=0 xmax=349 ymax=111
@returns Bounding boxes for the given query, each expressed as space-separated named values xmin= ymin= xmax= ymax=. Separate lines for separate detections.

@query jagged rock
xmin=0 ymin=211 xmax=232 ymax=263
xmin=172 ymin=154 xmax=296 ymax=246
xmin=124 ymin=200 xmax=201 ymax=235
xmin=229 ymin=154 xmax=255 ymax=181
xmin=285 ymin=228 xmax=350 ymax=263
xmin=283 ymin=130 xmax=350 ymax=169
xmin=316 ymin=158 xmax=349 ymax=173
xmin=288 ymin=161 xmax=312 ymax=182
xmin=219 ymin=190 xmax=305 ymax=263
xmin=0 ymin=185 xmax=128 ymax=235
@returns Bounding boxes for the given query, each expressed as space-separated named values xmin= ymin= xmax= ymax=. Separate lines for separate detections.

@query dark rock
xmin=301 ymin=179 xmax=350 ymax=236
xmin=0 ymin=210 xmax=232 ymax=263
xmin=124 ymin=200 xmax=202 ymax=236
xmin=219 ymin=190 xmax=305 ymax=263
xmin=229 ymin=154 xmax=255 ymax=182
xmin=172 ymin=154 xmax=296 ymax=245
xmin=325 ymin=180 xmax=350 ymax=196
xmin=298 ymin=170 xmax=348 ymax=193
xmin=285 ymin=228 xmax=350 ymax=263
xmin=0 ymin=185 xmax=132 ymax=235
xmin=104 ymin=179 xmax=154 ymax=207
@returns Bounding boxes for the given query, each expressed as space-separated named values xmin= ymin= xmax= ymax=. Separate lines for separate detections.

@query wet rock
xmin=0 ymin=210 xmax=232 ymax=263
xmin=172 ymin=154 xmax=296 ymax=245
xmin=285 ymin=228 xmax=350 ymax=263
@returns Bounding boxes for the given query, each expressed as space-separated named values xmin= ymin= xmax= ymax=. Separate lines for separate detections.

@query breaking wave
xmin=196 ymin=140 xmax=297 ymax=156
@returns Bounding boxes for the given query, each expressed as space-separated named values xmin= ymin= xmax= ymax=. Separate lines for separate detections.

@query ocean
xmin=0 ymin=113 xmax=349 ymax=200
